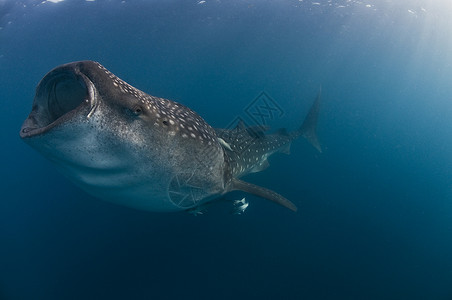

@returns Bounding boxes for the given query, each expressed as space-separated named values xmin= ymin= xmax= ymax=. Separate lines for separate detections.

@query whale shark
xmin=20 ymin=61 xmax=321 ymax=213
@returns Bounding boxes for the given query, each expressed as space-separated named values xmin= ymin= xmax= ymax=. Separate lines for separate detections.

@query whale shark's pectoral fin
xmin=229 ymin=179 xmax=297 ymax=212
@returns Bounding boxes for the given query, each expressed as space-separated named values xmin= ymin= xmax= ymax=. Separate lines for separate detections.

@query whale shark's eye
xmin=132 ymin=105 xmax=143 ymax=116
xmin=162 ymin=120 xmax=169 ymax=126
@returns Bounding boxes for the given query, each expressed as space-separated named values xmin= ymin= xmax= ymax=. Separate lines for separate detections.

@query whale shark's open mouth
xmin=20 ymin=66 xmax=96 ymax=139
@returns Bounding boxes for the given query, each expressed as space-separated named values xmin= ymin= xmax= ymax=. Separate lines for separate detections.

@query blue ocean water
xmin=1 ymin=0 xmax=452 ymax=299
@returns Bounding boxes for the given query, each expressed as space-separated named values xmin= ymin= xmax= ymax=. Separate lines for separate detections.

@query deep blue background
xmin=1 ymin=0 xmax=452 ymax=299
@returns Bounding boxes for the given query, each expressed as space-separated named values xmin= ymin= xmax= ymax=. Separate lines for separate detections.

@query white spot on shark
xmin=217 ymin=138 xmax=232 ymax=151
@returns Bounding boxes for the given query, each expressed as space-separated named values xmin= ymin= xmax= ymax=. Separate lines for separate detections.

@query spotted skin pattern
xmin=95 ymin=62 xmax=218 ymax=146
xmin=20 ymin=61 xmax=321 ymax=212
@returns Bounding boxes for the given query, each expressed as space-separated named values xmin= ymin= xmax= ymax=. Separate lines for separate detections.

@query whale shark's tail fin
xmin=296 ymin=88 xmax=322 ymax=153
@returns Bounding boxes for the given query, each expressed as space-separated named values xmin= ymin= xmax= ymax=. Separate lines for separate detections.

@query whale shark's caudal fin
xmin=229 ymin=178 xmax=297 ymax=212
xmin=297 ymin=88 xmax=322 ymax=153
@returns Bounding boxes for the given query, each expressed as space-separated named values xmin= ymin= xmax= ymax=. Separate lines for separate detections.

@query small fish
xmin=231 ymin=197 xmax=249 ymax=215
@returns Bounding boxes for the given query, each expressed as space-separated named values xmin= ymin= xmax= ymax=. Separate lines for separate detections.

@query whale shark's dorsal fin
xmin=229 ymin=178 xmax=297 ymax=212
xmin=298 ymin=88 xmax=322 ymax=153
